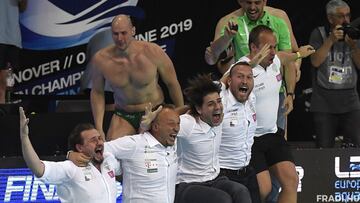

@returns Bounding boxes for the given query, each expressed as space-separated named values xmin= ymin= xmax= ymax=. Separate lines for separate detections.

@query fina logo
xmin=335 ymin=156 xmax=360 ymax=178
xmin=20 ymin=0 xmax=144 ymax=50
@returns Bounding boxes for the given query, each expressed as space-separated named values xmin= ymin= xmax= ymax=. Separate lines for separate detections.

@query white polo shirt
xmin=40 ymin=152 xmax=120 ymax=203
xmin=176 ymin=114 xmax=222 ymax=183
xmin=105 ymin=132 xmax=177 ymax=203
xmin=238 ymin=55 xmax=282 ymax=136
xmin=219 ymin=83 xmax=257 ymax=169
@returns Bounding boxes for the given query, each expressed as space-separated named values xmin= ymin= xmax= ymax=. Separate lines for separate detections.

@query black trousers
xmin=175 ymin=175 xmax=251 ymax=203
xmin=220 ymin=166 xmax=261 ymax=203
xmin=313 ymin=110 xmax=360 ymax=148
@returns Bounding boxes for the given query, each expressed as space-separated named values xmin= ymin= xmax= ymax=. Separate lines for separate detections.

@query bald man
xmin=91 ymin=15 xmax=184 ymax=140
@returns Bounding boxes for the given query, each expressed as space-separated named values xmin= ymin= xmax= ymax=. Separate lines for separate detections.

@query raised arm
xmin=153 ymin=44 xmax=184 ymax=107
xmin=210 ymin=21 xmax=238 ymax=62
xmin=90 ymin=57 xmax=106 ymax=140
xmin=19 ymin=107 xmax=45 ymax=178
xmin=205 ymin=10 xmax=239 ymax=70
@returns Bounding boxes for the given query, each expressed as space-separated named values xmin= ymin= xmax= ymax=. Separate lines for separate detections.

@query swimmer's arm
xmin=154 ymin=45 xmax=184 ymax=107
xmin=90 ymin=60 xmax=106 ymax=140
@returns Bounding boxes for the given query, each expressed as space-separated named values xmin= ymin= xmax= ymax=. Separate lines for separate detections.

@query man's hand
xmin=68 ymin=151 xmax=91 ymax=167
xmin=330 ymin=25 xmax=344 ymax=42
xmin=99 ymin=130 xmax=106 ymax=142
xmin=139 ymin=103 xmax=163 ymax=133
xmin=224 ymin=20 xmax=238 ymax=39
xmin=250 ymin=43 xmax=270 ymax=67
xmin=19 ymin=107 xmax=29 ymax=139
xmin=297 ymin=45 xmax=315 ymax=59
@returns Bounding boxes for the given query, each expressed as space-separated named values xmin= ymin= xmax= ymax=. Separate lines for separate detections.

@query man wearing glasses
xmin=309 ymin=0 xmax=360 ymax=148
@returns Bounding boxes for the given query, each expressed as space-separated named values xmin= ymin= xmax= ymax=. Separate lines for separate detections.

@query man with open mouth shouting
xmin=234 ymin=25 xmax=315 ymax=203
xmin=67 ymin=104 xmax=179 ymax=203
xmin=218 ymin=61 xmax=261 ymax=203
xmin=175 ymin=74 xmax=251 ymax=203
xmin=19 ymin=107 xmax=121 ymax=203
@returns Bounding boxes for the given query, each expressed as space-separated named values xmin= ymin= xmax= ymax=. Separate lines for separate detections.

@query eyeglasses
xmin=332 ymin=13 xmax=351 ymax=20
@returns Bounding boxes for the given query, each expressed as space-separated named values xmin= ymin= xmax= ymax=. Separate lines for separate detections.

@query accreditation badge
xmin=328 ymin=65 xmax=349 ymax=84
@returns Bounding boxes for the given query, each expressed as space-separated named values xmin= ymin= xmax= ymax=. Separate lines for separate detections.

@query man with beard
xmin=218 ymin=61 xmax=261 ymax=203
xmin=205 ymin=1 xmax=300 ymax=80
xmin=19 ymin=107 xmax=121 ymax=203
xmin=175 ymin=74 xmax=251 ymax=203
xmin=67 ymin=105 xmax=179 ymax=203
xmin=234 ymin=25 xmax=314 ymax=203
xmin=91 ymin=15 xmax=183 ymax=141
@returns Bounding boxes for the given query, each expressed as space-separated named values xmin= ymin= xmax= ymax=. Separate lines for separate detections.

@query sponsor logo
xmin=335 ymin=156 xmax=360 ymax=178
xmin=296 ymin=166 xmax=304 ymax=192
xmin=0 ymin=168 xmax=122 ymax=202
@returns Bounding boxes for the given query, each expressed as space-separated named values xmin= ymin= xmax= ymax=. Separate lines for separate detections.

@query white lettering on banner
xmin=4 ymin=175 xmax=58 ymax=202
xmin=31 ymin=72 xmax=83 ymax=95
xmin=14 ymin=52 xmax=86 ymax=84
xmin=76 ymin=52 xmax=86 ymax=64
xmin=316 ymin=193 xmax=360 ymax=202
xmin=316 ymin=194 xmax=336 ymax=202
xmin=135 ymin=19 xmax=193 ymax=42
xmin=160 ymin=19 xmax=193 ymax=39
xmin=63 ymin=55 xmax=73 ymax=69
xmin=135 ymin=29 xmax=157 ymax=42
xmin=335 ymin=156 xmax=360 ymax=178
xmin=14 ymin=60 xmax=61 ymax=83
xmin=296 ymin=166 xmax=304 ymax=192
xmin=3 ymin=173 xmax=122 ymax=202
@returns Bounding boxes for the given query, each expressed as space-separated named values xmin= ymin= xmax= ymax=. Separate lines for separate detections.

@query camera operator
xmin=309 ymin=0 xmax=360 ymax=148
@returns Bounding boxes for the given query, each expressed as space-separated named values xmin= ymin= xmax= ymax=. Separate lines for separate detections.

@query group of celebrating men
xmin=19 ymin=0 xmax=360 ymax=202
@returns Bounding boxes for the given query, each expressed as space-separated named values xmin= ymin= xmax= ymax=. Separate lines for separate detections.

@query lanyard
xmin=330 ymin=43 xmax=347 ymax=66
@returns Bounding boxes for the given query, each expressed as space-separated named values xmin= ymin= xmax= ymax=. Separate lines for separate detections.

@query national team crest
xmin=108 ymin=170 xmax=115 ymax=178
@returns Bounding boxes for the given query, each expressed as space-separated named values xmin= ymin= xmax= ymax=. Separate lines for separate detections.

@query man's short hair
xmin=326 ymin=0 xmax=349 ymax=15
xmin=184 ymin=74 xmax=222 ymax=117
xmin=68 ymin=123 xmax=95 ymax=151
xmin=248 ymin=25 xmax=274 ymax=50
xmin=229 ymin=61 xmax=252 ymax=77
